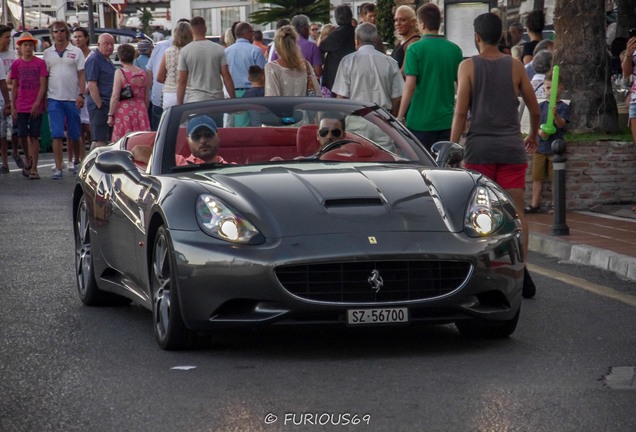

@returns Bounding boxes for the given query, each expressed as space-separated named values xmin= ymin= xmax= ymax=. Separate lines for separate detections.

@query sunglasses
xmin=318 ymin=128 xmax=343 ymax=138
xmin=51 ymin=29 xmax=66 ymax=33
xmin=311 ymin=28 xmax=320 ymax=32
xmin=190 ymin=130 xmax=216 ymax=140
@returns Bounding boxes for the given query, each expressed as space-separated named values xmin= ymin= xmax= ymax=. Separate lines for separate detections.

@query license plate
xmin=347 ymin=308 xmax=408 ymax=325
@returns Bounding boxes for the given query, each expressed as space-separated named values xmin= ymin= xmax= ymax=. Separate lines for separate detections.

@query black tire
xmin=455 ymin=308 xmax=520 ymax=338
xmin=75 ymin=196 xmax=129 ymax=306
xmin=151 ymin=226 xmax=197 ymax=350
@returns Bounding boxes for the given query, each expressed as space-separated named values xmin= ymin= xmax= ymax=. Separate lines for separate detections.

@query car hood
xmin=190 ymin=164 xmax=478 ymax=237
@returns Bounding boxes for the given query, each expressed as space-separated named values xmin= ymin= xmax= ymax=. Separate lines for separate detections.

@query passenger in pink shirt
xmin=9 ymin=32 xmax=48 ymax=179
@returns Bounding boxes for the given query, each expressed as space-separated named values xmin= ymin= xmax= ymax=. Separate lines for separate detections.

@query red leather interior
xmin=177 ymin=127 xmax=298 ymax=163
xmin=173 ymin=126 xmax=395 ymax=164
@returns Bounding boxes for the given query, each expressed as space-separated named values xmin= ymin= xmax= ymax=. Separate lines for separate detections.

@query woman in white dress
xmin=157 ymin=21 xmax=193 ymax=109
xmin=265 ymin=25 xmax=321 ymax=97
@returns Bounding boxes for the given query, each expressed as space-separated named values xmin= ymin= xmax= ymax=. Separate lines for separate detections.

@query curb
xmin=528 ymin=232 xmax=636 ymax=282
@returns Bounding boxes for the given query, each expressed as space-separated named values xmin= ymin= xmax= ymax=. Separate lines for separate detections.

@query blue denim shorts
xmin=629 ymin=103 xmax=636 ymax=119
xmin=47 ymin=99 xmax=81 ymax=140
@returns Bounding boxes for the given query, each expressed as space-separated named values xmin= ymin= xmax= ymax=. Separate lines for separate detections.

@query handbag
xmin=119 ymin=70 xmax=133 ymax=100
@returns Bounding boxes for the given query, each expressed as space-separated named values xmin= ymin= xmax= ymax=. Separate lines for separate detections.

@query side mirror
xmin=431 ymin=141 xmax=464 ymax=168
xmin=95 ymin=150 xmax=151 ymax=186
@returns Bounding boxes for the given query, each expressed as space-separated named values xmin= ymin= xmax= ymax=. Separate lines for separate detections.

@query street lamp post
xmin=20 ymin=0 xmax=25 ymax=29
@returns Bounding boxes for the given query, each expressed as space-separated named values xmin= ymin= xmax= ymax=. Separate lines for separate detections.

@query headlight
xmin=464 ymin=183 xmax=508 ymax=237
xmin=196 ymin=194 xmax=260 ymax=243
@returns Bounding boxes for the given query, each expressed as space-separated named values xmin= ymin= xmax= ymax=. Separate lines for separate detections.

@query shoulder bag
xmin=119 ymin=69 xmax=133 ymax=100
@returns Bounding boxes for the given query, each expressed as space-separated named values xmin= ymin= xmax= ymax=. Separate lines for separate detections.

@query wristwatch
xmin=397 ymin=116 xmax=405 ymax=123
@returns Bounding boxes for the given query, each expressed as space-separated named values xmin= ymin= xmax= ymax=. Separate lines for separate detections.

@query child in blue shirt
xmin=525 ymin=70 xmax=569 ymax=214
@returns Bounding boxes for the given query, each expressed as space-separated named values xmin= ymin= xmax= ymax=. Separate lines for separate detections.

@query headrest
xmin=296 ymin=124 xmax=319 ymax=156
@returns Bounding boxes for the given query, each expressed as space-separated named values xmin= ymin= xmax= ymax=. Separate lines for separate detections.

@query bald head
xmin=97 ymin=33 xmax=115 ymax=57
xmin=234 ymin=22 xmax=254 ymax=41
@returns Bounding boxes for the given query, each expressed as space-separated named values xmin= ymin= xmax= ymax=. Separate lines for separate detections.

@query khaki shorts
xmin=531 ymin=153 xmax=553 ymax=182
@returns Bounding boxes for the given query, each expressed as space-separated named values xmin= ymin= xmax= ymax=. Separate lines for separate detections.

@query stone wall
xmin=525 ymin=140 xmax=636 ymax=210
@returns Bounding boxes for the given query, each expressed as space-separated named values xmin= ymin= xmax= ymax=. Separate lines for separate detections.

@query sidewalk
xmin=526 ymin=205 xmax=636 ymax=282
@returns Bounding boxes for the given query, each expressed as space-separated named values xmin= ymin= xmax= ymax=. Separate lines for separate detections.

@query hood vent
xmin=324 ymin=198 xmax=383 ymax=207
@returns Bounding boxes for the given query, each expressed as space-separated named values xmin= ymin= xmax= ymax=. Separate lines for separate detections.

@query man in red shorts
xmin=450 ymin=12 xmax=540 ymax=298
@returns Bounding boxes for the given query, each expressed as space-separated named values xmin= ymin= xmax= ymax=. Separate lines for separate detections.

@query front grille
xmin=276 ymin=260 xmax=471 ymax=303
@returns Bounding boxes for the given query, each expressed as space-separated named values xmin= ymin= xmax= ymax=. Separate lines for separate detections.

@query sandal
xmin=523 ymin=206 xmax=541 ymax=214
xmin=29 ymin=172 xmax=40 ymax=180
xmin=22 ymin=167 xmax=30 ymax=177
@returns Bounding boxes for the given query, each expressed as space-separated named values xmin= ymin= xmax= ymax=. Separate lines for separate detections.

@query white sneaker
xmin=52 ymin=169 xmax=63 ymax=180
xmin=67 ymin=161 xmax=74 ymax=171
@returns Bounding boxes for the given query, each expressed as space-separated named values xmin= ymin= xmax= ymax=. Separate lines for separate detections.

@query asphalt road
xmin=1 ymin=157 xmax=634 ymax=432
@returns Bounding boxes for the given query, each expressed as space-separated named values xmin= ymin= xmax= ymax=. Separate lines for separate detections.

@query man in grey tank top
xmin=450 ymin=12 xmax=540 ymax=298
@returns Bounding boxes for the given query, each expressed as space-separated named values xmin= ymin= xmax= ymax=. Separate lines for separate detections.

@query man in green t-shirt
xmin=396 ymin=3 xmax=463 ymax=152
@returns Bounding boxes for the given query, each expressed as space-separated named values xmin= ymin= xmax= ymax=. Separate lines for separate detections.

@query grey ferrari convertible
xmin=73 ymin=97 xmax=525 ymax=350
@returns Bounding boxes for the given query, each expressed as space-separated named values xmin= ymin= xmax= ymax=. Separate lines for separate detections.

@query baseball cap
xmin=16 ymin=32 xmax=38 ymax=46
xmin=187 ymin=116 xmax=218 ymax=135
xmin=135 ymin=31 xmax=145 ymax=39
xmin=137 ymin=40 xmax=152 ymax=55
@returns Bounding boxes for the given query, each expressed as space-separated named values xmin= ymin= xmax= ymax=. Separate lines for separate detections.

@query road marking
xmin=527 ymin=263 xmax=636 ymax=308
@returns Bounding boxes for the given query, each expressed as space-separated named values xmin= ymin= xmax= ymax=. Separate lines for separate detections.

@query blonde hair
xmin=274 ymin=25 xmax=304 ymax=71
xmin=173 ymin=22 xmax=193 ymax=48
xmin=317 ymin=24 xmax=334 ymax=46
xmin=224 ymin=27 xmax=235 ymax=46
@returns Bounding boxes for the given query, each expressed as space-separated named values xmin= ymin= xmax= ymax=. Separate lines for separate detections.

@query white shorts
xmin=80 ymin=103 xmax=90 ymax=124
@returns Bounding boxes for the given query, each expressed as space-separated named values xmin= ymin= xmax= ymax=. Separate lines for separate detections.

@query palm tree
xmin=554 ymin=0 xmax=619 ymax=133
xmin=250 ymin=0 xmax=330 ymax=26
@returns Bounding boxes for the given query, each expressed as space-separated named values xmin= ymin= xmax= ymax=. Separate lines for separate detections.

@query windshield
xmin=157 ymin=98 xmax=434 ymax=173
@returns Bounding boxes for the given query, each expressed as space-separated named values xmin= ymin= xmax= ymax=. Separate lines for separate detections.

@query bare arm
xmin=176 ymin=70 xmax=187 ymax=105
xmin=8 ymin=79 xmax=16 ymax=119
xmin=107 ymin=69 xmax=122 ymax=126
xmin=450 ymin=60 xmax=472 ymax=143
xmin=87 ymin=81 xmax=101 ymax=108
xmin=390 ymin=97 xmax=401 ymax=117
xmin=76 ymin=69 xmax=86 ymax=109
xmin=397 ymin=75 xmax=417 ymax=121
xmin=623 ymin=37 xmax=636 ymax=78
xmin=515 ymin=59 xmax=540 ymax=153
xmin=156 ymin=54 xmax=167 ymax=84
xmin=220 ymin=64 xmax=235 ymax=99
xmin=31 ymin=76 xmax=47 ymax=117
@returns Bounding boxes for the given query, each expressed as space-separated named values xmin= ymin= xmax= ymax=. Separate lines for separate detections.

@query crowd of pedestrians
xmin=1 ymin=4 xmax=566 ymax=293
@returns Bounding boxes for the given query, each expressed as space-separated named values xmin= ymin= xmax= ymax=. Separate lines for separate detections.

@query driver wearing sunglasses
xmin=176 ymin=115 xmax=229 ymax=165
xmin=317 ymin=117 xmax=345 ymax=150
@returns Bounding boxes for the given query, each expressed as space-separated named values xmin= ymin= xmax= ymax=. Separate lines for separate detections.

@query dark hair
xmin=360 ymin=3 xmax=375 ymax=15
xmin=253 ymin=29 xmax=263 ymax=41
xmin=117 ymin=43 xmax=136 ymax=63
xmin=334 ymin=5 xmax=353 ymax=26
xmin=417 ymin=3 xmax=441 ymax=31
xmin=190 ymin=16 xmax=206 ymax=29
xmin=49 ymin=21 xmax=70 ymax=38
xmin=525 ymin=10 xmax=545 ymax=34
xmin=0 ymin=24 xmax=12 ymax=37
xmin=474 ymin=12 xmax=502 ymax=45
xmin=544 ymin=69 xmax=560 ymax=83
xmin=276 ymin=19 xmax=290 ymax=30
xmin=248 ymin=65 xmax=264 ymax=81
xmin=72 ymin=26 xmax=89 ymax=38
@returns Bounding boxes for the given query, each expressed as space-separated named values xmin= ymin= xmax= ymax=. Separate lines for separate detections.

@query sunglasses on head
xmin=318 ymin=127 xmax=343 ymax=138
xmin=190 ymin=130 xmax=216 ymax=140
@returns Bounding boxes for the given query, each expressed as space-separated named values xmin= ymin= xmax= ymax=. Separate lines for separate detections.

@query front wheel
xmin=151 ymin=226 xmax=197 ymax=350
xmin=455 ymin=308 xmax=520 ymax=338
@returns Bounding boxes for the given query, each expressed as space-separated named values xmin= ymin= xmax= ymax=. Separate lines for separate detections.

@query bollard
xmin=551 ymin=139 xmax=569 ymax=235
